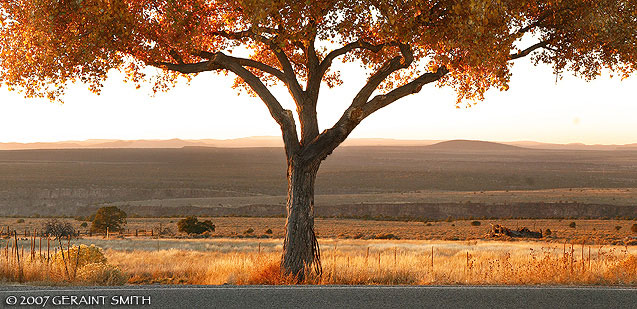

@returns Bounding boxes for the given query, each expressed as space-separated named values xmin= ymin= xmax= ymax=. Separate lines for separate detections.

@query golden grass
xmin=0 ymin=243 xmax=125 ymax=285
xmin=1 ymin=239 xmax=635 ymax=286
xmin=104 ymin=240 xmax=636 ymax=286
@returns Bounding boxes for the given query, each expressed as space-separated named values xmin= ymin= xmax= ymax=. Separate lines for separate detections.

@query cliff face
xmin=312 ymin=202 xmax=637 ymax=219
xmin=100 ymin=202 xmax=637 ymax=220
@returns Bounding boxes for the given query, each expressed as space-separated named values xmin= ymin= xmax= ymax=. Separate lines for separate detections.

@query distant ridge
xmin=0 ymin=137 xmax=440 ymax=150
xmin=0 ymin=137 xmax=635 ymax=151
xmin=426 ymin=140 xmax=526 ymax=151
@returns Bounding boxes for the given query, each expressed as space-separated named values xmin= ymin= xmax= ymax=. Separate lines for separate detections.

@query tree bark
xmin=281 ymin=157 xmax=321 ymax=281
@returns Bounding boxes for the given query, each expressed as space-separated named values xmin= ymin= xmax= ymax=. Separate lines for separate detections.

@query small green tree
xmin=177 ymin=217 xmax=215 ymax=235
xmin=90 ymin=207 xmax=127 ymax=233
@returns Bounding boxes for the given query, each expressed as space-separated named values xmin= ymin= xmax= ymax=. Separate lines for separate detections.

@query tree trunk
xmin=281 ymin=158 xmax=321 ymax=281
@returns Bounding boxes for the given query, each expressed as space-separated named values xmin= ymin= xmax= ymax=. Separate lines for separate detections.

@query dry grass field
xmin=0 ymin=238 xmax=635 ymax=286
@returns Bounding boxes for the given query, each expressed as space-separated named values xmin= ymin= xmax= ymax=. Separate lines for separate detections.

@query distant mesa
xmin=425 ymin=140 xmax=526 ymax=151
xmin=0 ymin=137 xmax=635 ymax=151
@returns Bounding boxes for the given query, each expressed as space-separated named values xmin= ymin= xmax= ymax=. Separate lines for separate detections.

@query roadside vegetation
xmin=0 ymin=237 xmax=635 ymax=286
xmin=0 ymin=217 xmax=634 ymax=286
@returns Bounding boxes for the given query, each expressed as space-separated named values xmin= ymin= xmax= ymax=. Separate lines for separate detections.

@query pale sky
xmin=1 ymin=55 xmax=636 ymax=145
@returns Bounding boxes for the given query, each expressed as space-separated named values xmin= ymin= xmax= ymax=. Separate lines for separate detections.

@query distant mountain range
xmin=0 ymin=137 xmax=635 ymax=151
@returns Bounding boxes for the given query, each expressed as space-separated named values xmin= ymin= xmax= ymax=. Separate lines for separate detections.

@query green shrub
xmin=569 ymin=222 xmax=576 ymax=228
xmin=265 ymin=228 xmax=273 ymax=234
xmin=80 ymin=222 xmax=88 ymax=228
xmin=244 ymin=228 xmax=254 ymax=234
xmin=470 ymin=221 xmax=481 ymax=226
xmin=177 ymin=217 xmax=215 ymax=235
xmin=615 ymin=226 xmax=622 ymax=231
xmin=544 ymin=229 xmax=552 ymax=236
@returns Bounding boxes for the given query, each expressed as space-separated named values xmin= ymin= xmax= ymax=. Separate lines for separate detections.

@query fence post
xmin=431 ymin=246 xmax=434 ymax=270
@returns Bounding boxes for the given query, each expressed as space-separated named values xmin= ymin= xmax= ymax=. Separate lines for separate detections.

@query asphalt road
xmin=0 ymin=285 xmax=635 ymax=309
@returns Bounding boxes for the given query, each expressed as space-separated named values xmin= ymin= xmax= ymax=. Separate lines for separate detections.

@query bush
xmin=76 ymin=263 xmax=126 ymax=285
xmin=373 ymin=233 xmax=399 ymax=240
xmin=177 ymin=217 xmax=215 ymax=235
xmin=43 ymin=219 xmax=76 ymax=239
xmin=569 ymin=222 xmax=576 ymax=228
xmin=470 ymin=221 xmax=481 ymax=226
xmin=544 ymin=229 xmax=552 ymax=236
xmin=91 ymin=206 xmax=127 ymax=233
xmin=244 ymin=228 xmax=254 ymax=234
xmin=80 ymin=222 xmax=88 ymax=228
xmin=52 ymin=244 xmax=107 ymax=269
xmin=265 ymin=228 xmax=273 ymax=234
xmin=16 ymin=218 xmax=24 ymax=223
xmin=632 ymin=224 xmax=637 ymax=233
xmin=615 ymin=226 xmax=622 ymax=231
xmin=47 ymin=244 xmax=125 ymax=285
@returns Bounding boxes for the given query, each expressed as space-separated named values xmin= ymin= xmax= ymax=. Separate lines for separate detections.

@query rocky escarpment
xmin=96 ymin=202 xmax=637 ymax=220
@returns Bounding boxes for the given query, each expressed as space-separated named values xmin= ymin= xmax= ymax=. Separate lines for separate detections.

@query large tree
xmin=1 ymin=0 xmax=635 ymax=279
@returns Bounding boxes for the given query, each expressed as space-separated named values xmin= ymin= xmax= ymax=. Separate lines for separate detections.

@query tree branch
xmin=364 ymin=66 xmax=449 ymax=116
xmin=153 ymin=61 xmax=223 ymax=74
xmin=318 ymin=41 xmax=393 ymax=78
xmin=351 ymin=44 xmax=414 ymax=109
xmin=299 ymin=46 xmax=444 ymax=165
xmin=269 ymin=46 xmax=305 ymax=104
xmin=153 ymin=53 xmax=300 ymax=159
xmin=304 ymin=40 xmax=397 ymax=104
xmin=305 ymin=38 xmax=321 ymax=100
xmin=196 ymin=51 xmax=287 ymax=82
xmin=510 ymin=40 xmax=552 ymax=60
xmin=219 ymin=53 xmax=301 ymax=159
xmin=512 ymin=7 xmax=576 ymax=37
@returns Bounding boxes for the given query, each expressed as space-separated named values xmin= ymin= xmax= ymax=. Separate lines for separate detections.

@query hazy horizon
xmin=2 ymin=135 xmax=637 ymax=145
xmin=1 ymin=136 xmax=637 ymax=152
xmin=1 ymin=55 xmax=636 ymax=145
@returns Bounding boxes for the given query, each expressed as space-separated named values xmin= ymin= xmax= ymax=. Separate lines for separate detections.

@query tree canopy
xmin=2 ymin=1 xmax=635 ymax=103
xmin=90 ymin=206 xmax=127 ymax=233
xmin=177 ymin=216 xmax=216 ymax=235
